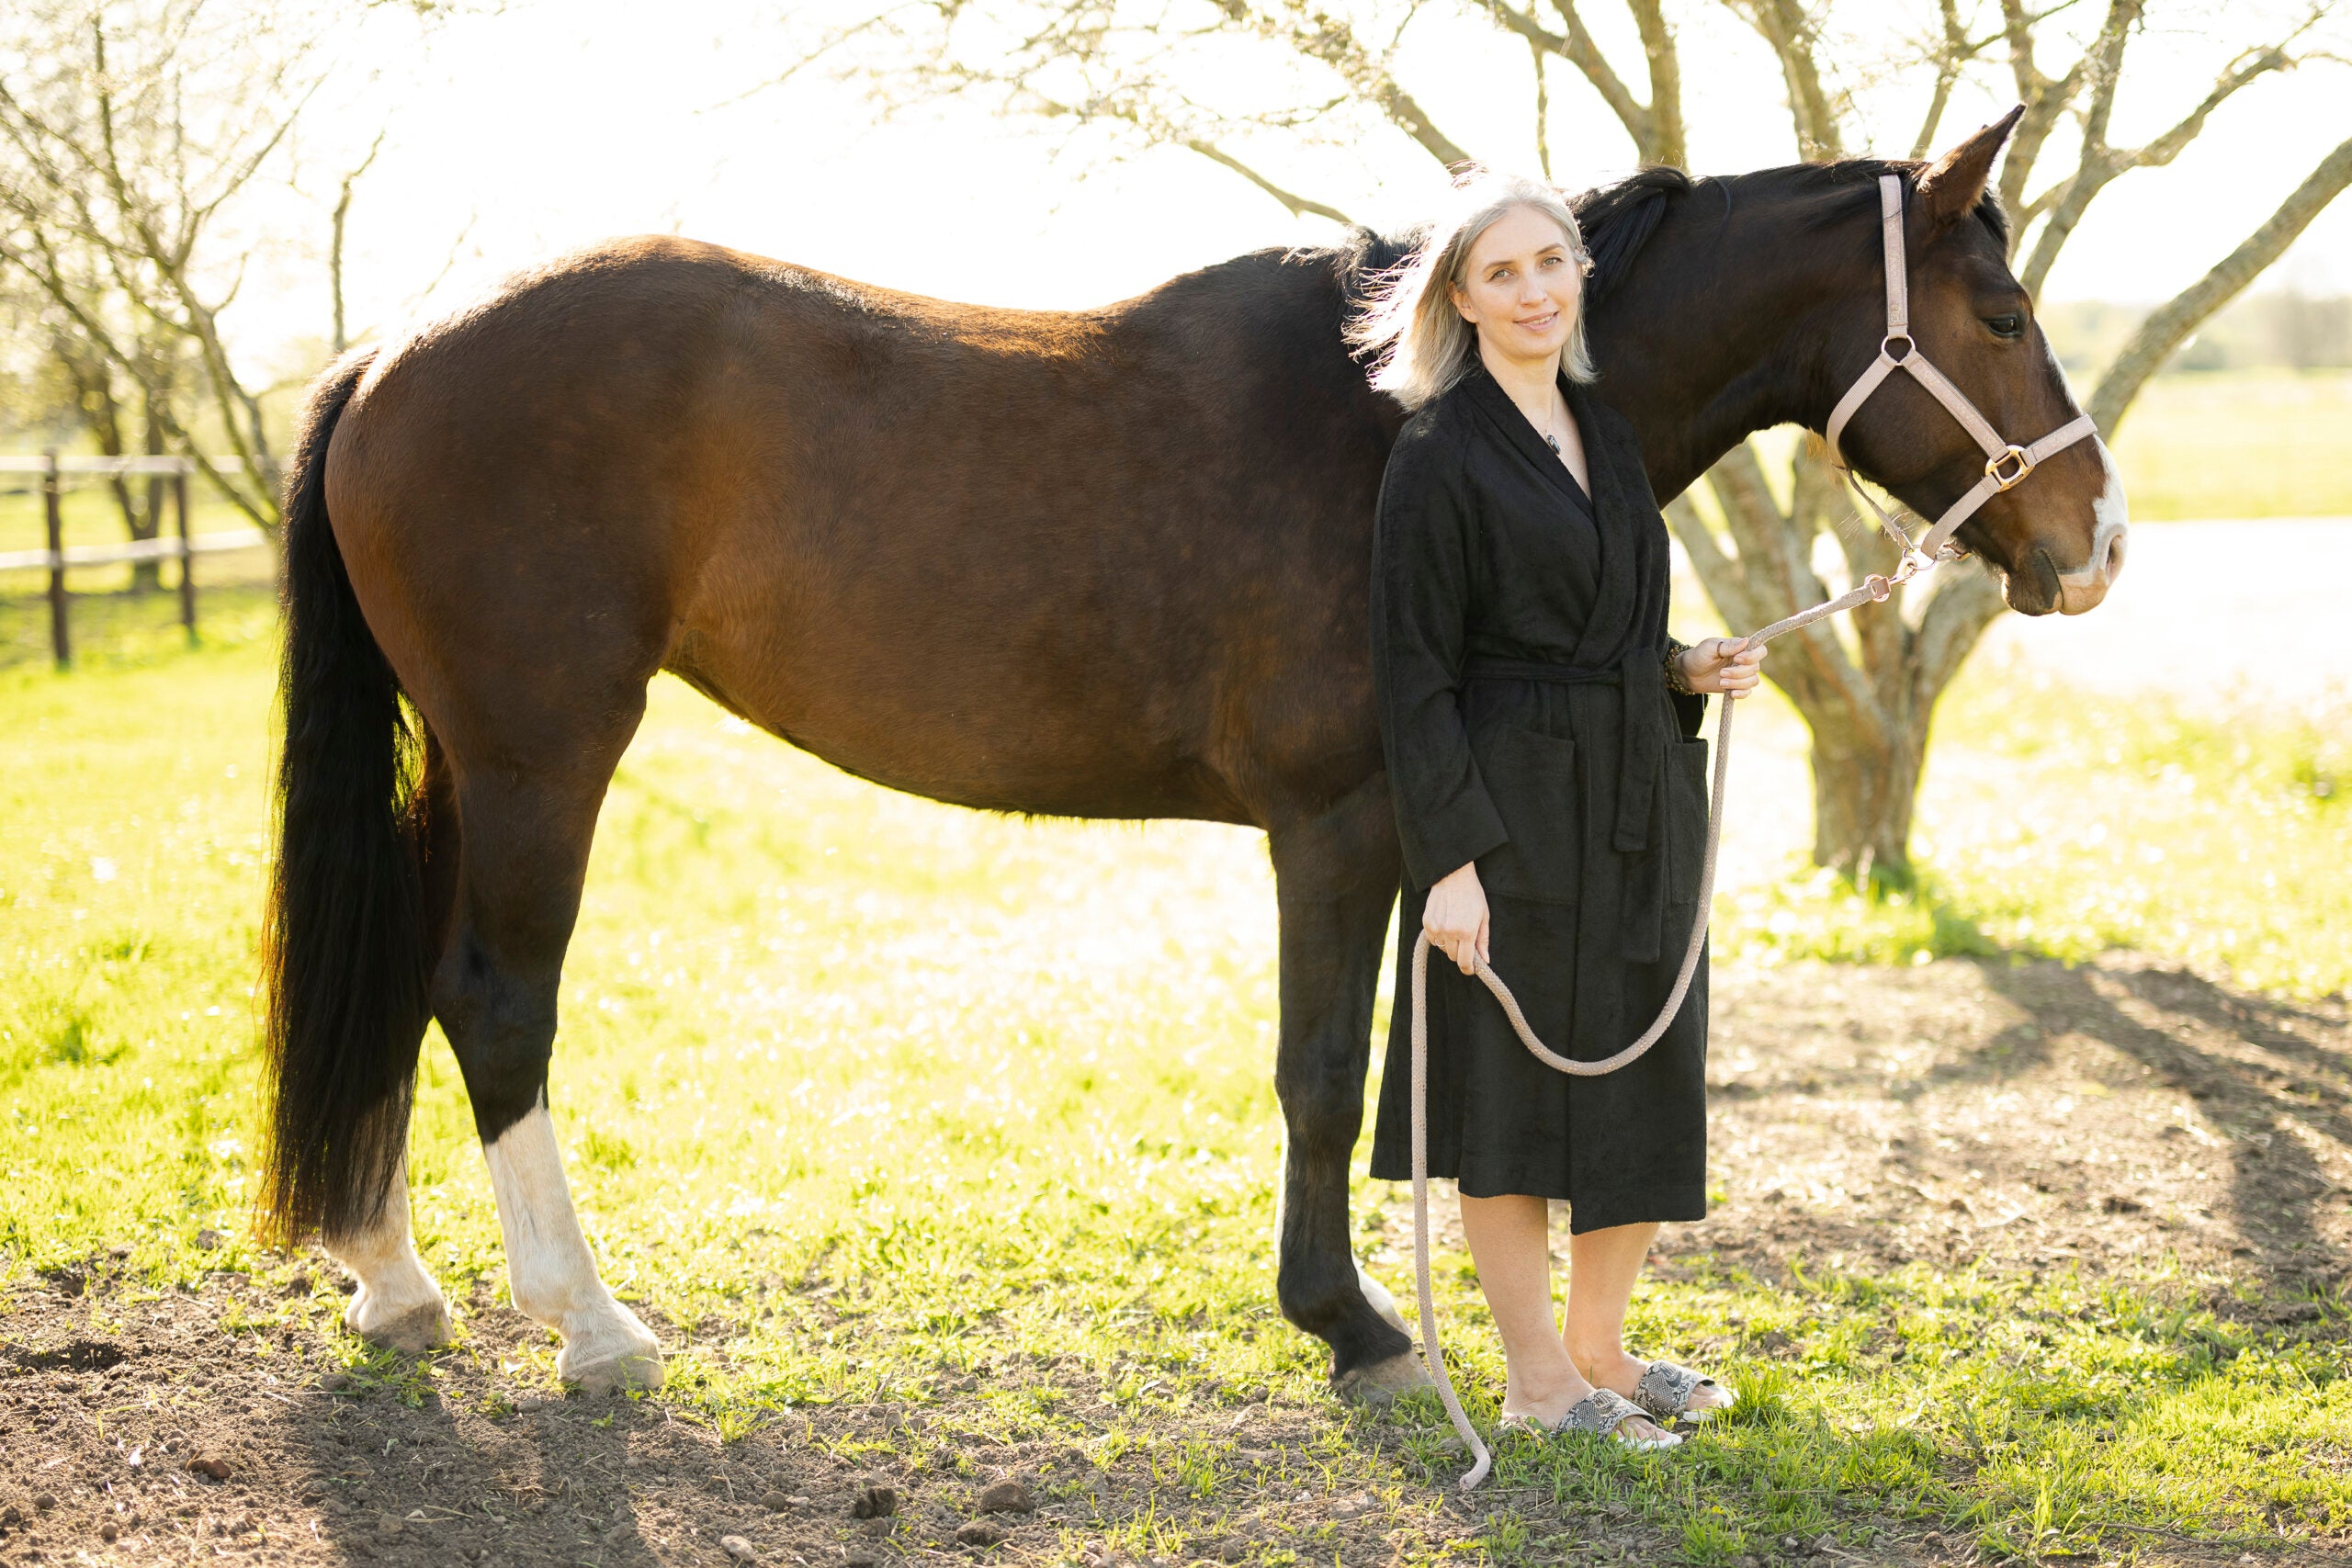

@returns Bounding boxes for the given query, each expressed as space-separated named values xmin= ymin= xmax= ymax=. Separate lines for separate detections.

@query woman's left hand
xmin=1679 ymin=637 xmax=1767 ymax=697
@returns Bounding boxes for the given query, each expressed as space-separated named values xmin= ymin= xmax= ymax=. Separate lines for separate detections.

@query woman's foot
xmin=1572 ymin=1347 xmax=1736 ymax=1422
xmin=1502 ymin=1370 xmax=1678 ymax=1446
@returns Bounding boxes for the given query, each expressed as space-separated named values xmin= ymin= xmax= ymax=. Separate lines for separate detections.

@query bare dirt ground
xmin=5 ymin=953 xmax=2349 ymax=1568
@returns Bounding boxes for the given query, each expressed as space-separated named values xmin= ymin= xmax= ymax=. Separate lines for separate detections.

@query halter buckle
xmin=1985 ymin=444 xmax=2035 ymax=490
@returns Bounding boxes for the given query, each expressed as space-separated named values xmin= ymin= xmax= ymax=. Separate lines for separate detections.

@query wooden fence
xmin=0 ymin=452 xmax=267 ymax=669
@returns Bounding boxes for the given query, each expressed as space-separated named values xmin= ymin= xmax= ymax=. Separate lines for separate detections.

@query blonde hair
xmin=1349 ymin=167 xmax=1598 ymax=410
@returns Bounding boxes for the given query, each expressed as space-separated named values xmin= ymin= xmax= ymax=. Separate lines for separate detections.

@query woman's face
xmin=1449 ymin=203 xmax=1584 ymax=369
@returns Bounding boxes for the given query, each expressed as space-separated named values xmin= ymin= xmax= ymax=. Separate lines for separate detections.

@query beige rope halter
xmin=1409 ymin=173 xmax=2103 ymax=1491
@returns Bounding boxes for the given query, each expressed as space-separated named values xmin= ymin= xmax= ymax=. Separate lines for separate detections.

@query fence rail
xmin=0 ymin=454 xmax=201 ymax=477
xmin=0 ymin=528 xmax=268 ymax=573
xmin=4 ymin=450 xmax=270 ymax=669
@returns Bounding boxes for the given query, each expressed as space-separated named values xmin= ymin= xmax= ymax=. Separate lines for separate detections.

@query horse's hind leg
xmin=320 ymin=730 xmax=462 ymax=1353
xmin=432 ymin=711 xmax=662 ymax=1393
xmin=323 ymin=1161 xmax=448 ymax=1351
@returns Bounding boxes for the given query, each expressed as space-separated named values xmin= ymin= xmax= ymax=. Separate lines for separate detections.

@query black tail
xmin=258 ymin=347 xmax=432 ymax=1247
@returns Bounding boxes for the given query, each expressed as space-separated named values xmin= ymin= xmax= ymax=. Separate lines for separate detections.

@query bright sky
xmin=255 ymin=0 xmax=2351 ymax=366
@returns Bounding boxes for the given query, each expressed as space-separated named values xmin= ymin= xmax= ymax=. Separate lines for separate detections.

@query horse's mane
xmin=1319 ymin=156 xmax=2010 ymax=311
xmin=1771 ymin=156 xmax=2013 ymax=251
xmin=1571 ymin=167 xmax=1698 ymax=303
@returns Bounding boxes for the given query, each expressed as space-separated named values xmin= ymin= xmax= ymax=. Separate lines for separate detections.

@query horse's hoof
xmin=1333 ymin=1350 xmax=1431 ymax=1406
xmin=349 ymin=1298 xmax=451 ymax=1356
xmin=560 ymin=1345 xmax=665 ymax=1394
xmin=558 ymin=1306 xmax=665 ymax=1394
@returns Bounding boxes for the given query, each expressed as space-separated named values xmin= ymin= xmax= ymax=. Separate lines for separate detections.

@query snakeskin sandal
xmin=1629 ymin=1359 xmax=1736 ymax=1424
xmin=1501 ymin=1388 xmax=1682 ymax=1451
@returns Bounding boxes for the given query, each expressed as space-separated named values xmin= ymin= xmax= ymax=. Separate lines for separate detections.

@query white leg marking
xmin=1356 ymin=1260 xmax=1410 ymax=1336
xmin=483 ymin=1104 xmax=663 ymax=1392
xmin=322 ymin=1158 xmax=451 ymax=1353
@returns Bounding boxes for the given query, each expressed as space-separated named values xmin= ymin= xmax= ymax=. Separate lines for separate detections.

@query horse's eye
xmin=1985 ymin=313 xmax=2025 ymax=339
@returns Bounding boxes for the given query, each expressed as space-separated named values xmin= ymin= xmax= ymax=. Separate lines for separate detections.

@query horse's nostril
xmin=2101 ymin=528 xmax=2127 ymax=583
xmin=2030 ymin=547 xmax=2063 ymax=612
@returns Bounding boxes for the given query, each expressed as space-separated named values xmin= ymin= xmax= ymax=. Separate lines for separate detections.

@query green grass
xmin=6 ymin=619 xmax=2352 ymax=1562
xmin=1718 ymin=668 xmax=2352 ymax=998
xmin=2104 ymin=370 xmax=2352 ymax=521
xmin=1701 ymin=368 xmax=2352 ymax=523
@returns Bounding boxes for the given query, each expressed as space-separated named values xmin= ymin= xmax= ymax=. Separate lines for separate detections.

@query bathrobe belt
xmin=1461 ymin=648 xmax=1677 ymax=993
xmin=1461 ymin=648 xmax=1668 ymax=854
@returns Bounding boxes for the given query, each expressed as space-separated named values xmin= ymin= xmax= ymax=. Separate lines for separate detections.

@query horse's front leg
xmin=1268 ymin=774 xmax=1426 ymax=1399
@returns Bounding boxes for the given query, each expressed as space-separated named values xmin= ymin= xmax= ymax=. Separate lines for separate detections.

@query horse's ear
xmin=1915 ymin=106 xmax=2024 ymax=238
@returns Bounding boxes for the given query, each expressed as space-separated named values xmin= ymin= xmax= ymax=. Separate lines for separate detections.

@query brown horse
xmin=261 ymin=111 xmax=2122 ymax=1397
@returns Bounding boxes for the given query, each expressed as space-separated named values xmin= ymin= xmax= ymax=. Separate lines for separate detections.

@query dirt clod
xmin=977 ymin=1479 xmax=1034 ymax=1514
xmin=32 ymin=1493 xmax=57 ymax=1511
xmin=11 ymin=1337 xmax=128 ymax=1371
xmin=99 ymin=1521 xmax=120 ymax=1541
xmin=720 ymin=1535 xmax=756 ymax=1560
xmin=956 ymin=1517 xmax=1009 ymax=1547
xmin=186 ymin=1454 xmax=232 ymax=1481
xmin=850 ymin=1484 xmax=898 ymax=1519
xmin=759 ymin=1489 xmax=795 ymax=1511
xmin=196 ymin=1228 xmax=222 ymax=1248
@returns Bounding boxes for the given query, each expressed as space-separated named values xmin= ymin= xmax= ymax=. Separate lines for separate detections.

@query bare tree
xmin=329 ymin=130 xmax=385 ymax=357
xmin=779 ymin=0 xmax=2349 ymax=885
xmin=0 ymin=0 xmax=335 ymax=534
xmin=51 ymin=314 xmax=183 ymax=589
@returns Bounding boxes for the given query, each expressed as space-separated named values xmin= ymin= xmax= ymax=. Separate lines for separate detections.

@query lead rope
xmin=1408 ymin=558 xmax=1928 ymax=1491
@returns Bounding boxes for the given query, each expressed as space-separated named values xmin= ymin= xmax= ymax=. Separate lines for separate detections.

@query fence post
xmin=43 ymin=449 xmax=69 ymax=671
xmin=175 ymin=467 xmax=196 ymax=644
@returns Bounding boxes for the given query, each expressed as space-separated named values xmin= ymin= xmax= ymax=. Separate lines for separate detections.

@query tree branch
xmin=1908 ymin=0 xmax=1969 ymax=160
xmin=1626 ymin=0 xmax=1683 ymax=166
xmin=1213 ymin=0 xmax=1473 ymax=168
xmin=2018 ymin=8 xmax=2303 ymax=295
xmin=2090 ymin=133 xmax=2352 ymax=434
xmin=1181 ymin=135 xmax=1354 ymax=222
xmin=1540 ymin=0 xmax=1656 ymax=155
xmin=1723 ymin=0 xmax=1846 ymax=158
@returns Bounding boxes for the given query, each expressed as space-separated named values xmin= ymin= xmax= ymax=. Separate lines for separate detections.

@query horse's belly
xmin=662 ymin=623 xmax=1249 ymax=824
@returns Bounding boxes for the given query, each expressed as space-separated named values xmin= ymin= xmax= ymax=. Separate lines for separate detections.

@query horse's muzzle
xmin=2055 ymin=514 xmax=2128 ymax=615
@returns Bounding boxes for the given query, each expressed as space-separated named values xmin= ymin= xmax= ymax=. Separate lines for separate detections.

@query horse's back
xmin=323 ymin=234 xmax=1393 ymax=824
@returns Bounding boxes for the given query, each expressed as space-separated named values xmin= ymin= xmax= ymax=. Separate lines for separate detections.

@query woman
xmin=1351 ymin=170 xmax=1767 ymax=1450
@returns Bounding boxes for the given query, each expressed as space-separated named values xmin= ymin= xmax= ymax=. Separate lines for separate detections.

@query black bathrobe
xmin=1365 ymin=356 xmax=1713 ymax=1233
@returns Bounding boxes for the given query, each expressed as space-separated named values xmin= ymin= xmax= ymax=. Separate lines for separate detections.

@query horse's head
xmin=1824 ymin=110 xmax=2127 ymax=615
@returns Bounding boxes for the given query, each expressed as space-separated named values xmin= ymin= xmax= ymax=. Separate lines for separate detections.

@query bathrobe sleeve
xmin=1370 ymin=421 xmax=1510 ymax=892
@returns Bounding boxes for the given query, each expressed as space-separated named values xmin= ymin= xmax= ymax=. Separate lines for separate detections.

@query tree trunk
xmin=1804 ymin=705 xmax=1928 ymax=888
xmin=110 ymin=469 xmax=163 ymax=593
xmin=1668 ymin=446 xmax=2011 ymax=892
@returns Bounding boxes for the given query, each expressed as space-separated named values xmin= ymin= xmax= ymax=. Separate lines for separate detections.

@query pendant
xmin=1544 ymin=434 xmax=1560 ymax=454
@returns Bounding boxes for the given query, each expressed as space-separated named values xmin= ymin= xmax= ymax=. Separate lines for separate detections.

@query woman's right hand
xmin=1425 ymin=860 xmax=1491 ymax=975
